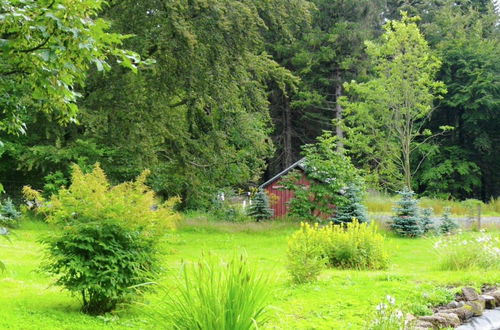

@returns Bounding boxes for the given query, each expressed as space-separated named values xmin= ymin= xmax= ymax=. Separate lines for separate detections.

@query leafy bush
xmin=367 ymin=295 xmax=414 ymax=330
xmin=287 ymin=222 xmax=325 ymax=284
xmin=282 ymin=132 xmax=362 ymax=222
xmin=160 ymin=254 xmax=271 ymax=329
xmin=287 ymin=220 xmax=388 ymax=283
xmin=210 ymin=191 xmax=251 ymax=222
xmin=434 ymin=230 xmax=500 ymax=270
xmin=35 ymin=164 xmax=180 ymax=314
xmin=0 ymin=198 xmax=21 ymax=228
xmin=322 ymin=220 xmax=388 ymax=270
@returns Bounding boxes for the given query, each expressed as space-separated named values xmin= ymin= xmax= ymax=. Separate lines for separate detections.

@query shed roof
xmin=259 ymin=158 xmax=306 ymax=189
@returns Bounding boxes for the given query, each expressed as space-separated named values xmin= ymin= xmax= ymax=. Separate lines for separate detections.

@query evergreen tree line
xmin=0 ymin=0 xmax=498 ymax=207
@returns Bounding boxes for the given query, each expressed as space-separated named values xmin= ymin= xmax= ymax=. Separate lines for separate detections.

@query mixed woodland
xmin=1 ymin=0 xmax=499 ymax=208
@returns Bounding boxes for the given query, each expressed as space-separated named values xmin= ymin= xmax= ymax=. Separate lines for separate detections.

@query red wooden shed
xmin=259 ymin=158 xmax=311 ymax=218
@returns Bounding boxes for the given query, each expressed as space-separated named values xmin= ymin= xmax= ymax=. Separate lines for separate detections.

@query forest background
xmin=0 ymin=0 xmax=498 ymax=209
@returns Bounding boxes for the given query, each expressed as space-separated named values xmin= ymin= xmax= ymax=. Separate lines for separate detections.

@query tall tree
xmin=341 ymin=13 xmax=446 ymax=189
xmin=0 ymin=0 xmax=140 ymax=135
xmin=414 ymin=2 xmax=500 ymax=200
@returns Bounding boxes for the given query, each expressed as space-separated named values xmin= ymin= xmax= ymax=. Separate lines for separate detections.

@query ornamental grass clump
xmin=161 ymin=254 xmax=271 ymax=330
xmin=434 ymin=230 xmax=500 ymax=271
xmin=322 ymin=219 xmax=389 ymax=270
xmin=29 ymin=164 xmax=180 ymax=315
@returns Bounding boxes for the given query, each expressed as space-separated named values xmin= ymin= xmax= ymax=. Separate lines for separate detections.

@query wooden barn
xmin=259 ymin=158 xmax=311 ymax=218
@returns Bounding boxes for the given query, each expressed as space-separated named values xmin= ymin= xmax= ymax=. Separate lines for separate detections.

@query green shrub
xmin=36 ymin=164 xmax=180 ymax=315
xmin=0 ymin=198 xmax=21 ymax=228
xmin=322 ymin=220 xmax=388 ymax=270
xmin=419 ymin=208 xmax=434 ymax=234
xmin=287 ymin=220 xmax=388 ymax=283
xmin=161 ymin=254 xmax=271 ymax=329
xmin=434 ymin=231 xmax=500 ymax=270
xmin=287 ymin=222 xmax=326 ymax=284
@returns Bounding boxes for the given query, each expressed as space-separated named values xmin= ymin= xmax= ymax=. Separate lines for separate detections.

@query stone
xmin=480 ymin=294 xmax=496 ymax=309
xmin=419 ymin=312 xmax=461 ymax=328
xmin=465 ymin=300 xmax=485 ymax=316
xmin=461 ymin=287 xmax=479 ymax=301
xmin=439 ymin=307 xmax=474 ymax=321
xmin=415 ymin=320 xmax=434 ymax=329
xmin=491 ymin=290 xmax=500 ymax=305
xmin=446 ymin=300 xmax=464 ymax=309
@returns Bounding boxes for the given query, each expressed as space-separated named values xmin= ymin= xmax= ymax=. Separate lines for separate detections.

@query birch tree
xmin=341 ymin=12 xmax=447 ymax=188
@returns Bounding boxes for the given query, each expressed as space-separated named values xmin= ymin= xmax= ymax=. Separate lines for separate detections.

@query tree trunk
xmin=334 ymin=70 xmax=344 ymax=151
xmin=283 ymin=94 xmax=293 ymax=167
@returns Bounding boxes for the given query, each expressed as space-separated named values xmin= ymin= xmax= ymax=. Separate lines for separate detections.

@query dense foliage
xmin=35 ymin=164 xmax=180 ymax=314
xmin=0 ymin=198 xmax=20 ymax=228
xmin=282 ymin=132 xmax=361 ymax=222
xmin=160 ymin=254 xmax=271 ymax=329
xmin=0 ymin=0 xmax=498 ymax=207
xmin=287 ymin=220 xmax=388 ymax=283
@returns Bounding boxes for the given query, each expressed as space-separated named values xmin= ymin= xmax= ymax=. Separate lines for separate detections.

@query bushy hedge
xmin=29 ymin=164 xmax=180 ymax=314
xmin=287 ymin=220 xmax=388 ymax=283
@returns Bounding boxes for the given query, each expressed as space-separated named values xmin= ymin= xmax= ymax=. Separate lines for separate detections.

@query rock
xmin=415 ymin=320 xmax=434 ymax=329
xmin=419 ymin=312 xmax=461 ymax=328
xmin=440 ymin=306 xmax=474 ymax=321
xmin=480 ymin=294 xmax=496 ymax=309
xmin=465 ymin=300 xmax=485 ymax=316
xmin=462 ymin=287 xmax=479 ymax=301
xmin=446 ymin=300 xmax=464 ymax=309
xmin=491 ymin=290 xmax=500 ymax=305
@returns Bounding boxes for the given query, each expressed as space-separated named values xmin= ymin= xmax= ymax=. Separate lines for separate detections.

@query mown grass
xmin=0 ymin=218 xmax=499 ymax=329
xmin=365 ymin=191 xmax=500 ymax=216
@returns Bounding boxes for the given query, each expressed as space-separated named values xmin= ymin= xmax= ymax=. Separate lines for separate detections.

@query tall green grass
xmin=158 ymin=254 xmax=271 ymax=330
xmin=365 ymin=191 xmax=500 ymax=216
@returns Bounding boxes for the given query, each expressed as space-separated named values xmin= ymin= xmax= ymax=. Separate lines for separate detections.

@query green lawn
xmin=1 ymin=219 xmax=499 ymax=329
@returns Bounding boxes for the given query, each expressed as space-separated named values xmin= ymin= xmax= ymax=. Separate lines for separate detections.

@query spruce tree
xmin=333 ymin=185 xmax=368 ymax=224
xmin=0 ymin=198 xmax=20 ymax=228
xmin=439 ymin=207 xmax=458 ymax=234
xmin=391 ymin=188 xmax=423 ymax=237
xmin=420 ymin=207 xmax=434 ymax=234
xmin=247 ymin=189 xmax=273 ymax=222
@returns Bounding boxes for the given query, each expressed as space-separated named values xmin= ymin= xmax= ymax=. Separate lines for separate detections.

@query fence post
xmin=477 ymin=204 xmax=481 ymax=230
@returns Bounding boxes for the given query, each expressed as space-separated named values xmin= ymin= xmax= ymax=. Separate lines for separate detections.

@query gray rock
xmin=491 ymin=290 xmax=500 ymax=305
xmin=456 ymin=307 xmax=500 ymax=330
xmin=440 ymin=306 xmax=474 ymax=321
xmin=462 ymin=287 xmax=480 ymax=301
xmin=447 ymin=300 xmax=465 ymax=309
xmin=415 ymin=320 xmax=434 ymax=329
xmin=419 ymin=312 xmax=461 ymax=328
xmin=481 ymin=295 xmax=497 ymax=309
xmin=466 ymin=300 xmax=485 ymax=316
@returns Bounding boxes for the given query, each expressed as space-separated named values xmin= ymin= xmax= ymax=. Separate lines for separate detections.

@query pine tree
xmin=439 ymin=207 xmax=458 ymax=234
xmin=0 ymin=198 xmax=20 ymax=228
xmin=247 ymin=189 xmax=273 ymax=222
xmin=333 ymin=184 xmax=368 ymax=224
xmin=420 ymin=208 xmax=434 ymax=234
xmin=391 ymin=188 xmax=423 ymax=237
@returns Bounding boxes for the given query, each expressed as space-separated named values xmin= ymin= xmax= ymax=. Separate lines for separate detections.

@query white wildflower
xmin=386 ymin=295 xmax=396 ymax=305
